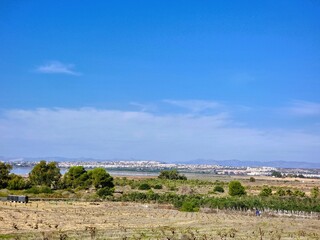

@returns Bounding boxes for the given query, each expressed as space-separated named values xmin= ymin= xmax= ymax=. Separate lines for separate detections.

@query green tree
xmin=7 ymin=174 xmax=30 ymax=190
xmin=228 ymin=181 xmax=246 ymax=196
xmin=63 ymin=166 xmax=90 ymax=189
xmin=88 ymin=168 xmax=114 ymax=189
xmin=29 ymin=160 xmax=61 ymax=188
xmin=158 ymin=169 xmax=187 ymax=180
xmin=311 ymin=187 xmax=319 ymax=199
xmin=259 ymin=186 xmax=272 ymax=197
xmin=0 ymin=162 xmax=12 ymax=189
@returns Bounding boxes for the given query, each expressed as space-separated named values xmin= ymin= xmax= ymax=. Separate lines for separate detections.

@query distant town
xmin=3 ymin=158 xmax=320 ymax=178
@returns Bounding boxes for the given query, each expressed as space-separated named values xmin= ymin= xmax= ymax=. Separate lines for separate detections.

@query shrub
xmin=7 ymin=174 xmax=30 ymax=190
xmin=138 ymin=183 xmax=151 ymax=190
xmin=114 ymin=177 xmax=129 ymax=186
xmin=286 ymin=189 xmax=293 ymax=196
xmin=180 ymin=200 xmax=200 ymax=212
xmin=158 ymin=170 xmax=187 ymax=180
xmin=97 ymin=187 xmax=114 ymax=198
xmin=118 ymin=191 xmax=320 ymax=212
xmin=213 ymin=185 xmax=225 ymax=193
xmin=293 ymin=189 xmax=305 ymax=197
xmin=249 ymin=177 xmax=256 ymax=182
xmin=311 ymin=187 xmax=319 ymax=199
xmin=25 ymin=186 xmax=53 ymax=194
xmin=259 ymin=187 xmax=272 ymax=197
xmin=169 ymin=185 xmax=178 ymax=191
xmin=228 ymin=181 xmax=246 ymax=196
xmin=276 ymin=188 xmax=286 ymax=196
xmin=153 ymin=184 xmax=163 ymax=189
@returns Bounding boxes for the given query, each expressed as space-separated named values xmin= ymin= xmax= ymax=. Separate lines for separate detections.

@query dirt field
xmin=1 ymin=200 xmax=319 ymax=239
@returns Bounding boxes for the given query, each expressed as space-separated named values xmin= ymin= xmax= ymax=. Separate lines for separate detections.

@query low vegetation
xmin=1 ymin=162 xmax=320 ymax=239
xmin=228 ymin=180 xmax=246 ymax=196
xmin=158 ymin=169 xmax=187 ymax=180
xmin=213 ymin=185 xmax=225 ymax=193
xmin=118 ymin=191 xmax=320 ymax=212
xmin=1 ymin=162 xmax=320 ymax=213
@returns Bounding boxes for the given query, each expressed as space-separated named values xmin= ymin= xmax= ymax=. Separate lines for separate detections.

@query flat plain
xmin=1 ymin=200 xmax=319 ymax=239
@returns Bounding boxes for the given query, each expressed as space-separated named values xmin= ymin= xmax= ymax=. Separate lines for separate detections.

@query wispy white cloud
xmin=287 ymin=100 xmax=320 ymax=117
xmin=0 ymin=107 xmax=319 ymax=162
xmin=130 ymin=102 xmax=157 ymax=112
xmin=163 ymin=99 xmax=222 ymax=113
xmin=35 ymin=61 xmax=81 ymax=76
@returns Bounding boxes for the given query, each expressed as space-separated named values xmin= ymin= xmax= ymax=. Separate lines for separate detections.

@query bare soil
xmin=0 ymin=200 xmax=319 ymax=239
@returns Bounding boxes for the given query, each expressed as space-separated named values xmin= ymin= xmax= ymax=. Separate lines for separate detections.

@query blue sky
xmin=0 ymin=1 xmax=320 ymax=162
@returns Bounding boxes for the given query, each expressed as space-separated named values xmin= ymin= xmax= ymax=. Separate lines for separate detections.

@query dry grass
xmin=0 ymin=200 xmax=319 ymax=239
xmin=181 ymin=174 xmax=320 ymax=196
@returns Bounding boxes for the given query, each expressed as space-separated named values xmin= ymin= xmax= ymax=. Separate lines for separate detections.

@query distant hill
xmin=0 ymin=156 xmax=159 ymax=163
xmin=184 ymin=159 xmax=320 ymax=169
xmin=1 ymin=156 xmax=319 ymax=169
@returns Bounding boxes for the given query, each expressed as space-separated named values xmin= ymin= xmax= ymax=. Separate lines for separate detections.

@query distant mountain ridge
xmin=185 ymin=159 xmax=320 ymax=169
xmin=1 ymin=156 xmax=319 ymax=169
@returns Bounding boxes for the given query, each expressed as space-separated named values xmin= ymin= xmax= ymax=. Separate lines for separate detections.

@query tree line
xmin=0 ymin=161 xmax=114 ymax=197
xmin=1 ymin=162 xmax=319 ymax=212
xmin=118 ymin=191 xmax=320 ymax=212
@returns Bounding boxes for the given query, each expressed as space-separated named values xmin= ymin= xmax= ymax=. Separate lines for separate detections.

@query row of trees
xmin=0 ymin=161 xmax=114 ymax=197
xmin=2 ymin=163 xmax=318 ymax=201
xmin=119 ymin=191 xmax=320 ymax=212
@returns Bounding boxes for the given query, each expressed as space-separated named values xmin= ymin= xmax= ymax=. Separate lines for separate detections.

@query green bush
xmin=117 ymin=191 xmax=320 ymax=212
xmin=213 ymin=185 xmax=224 ymax=193
xmin=97 ymin=187 xmax=114 ymax=198
xmin=138 ymin=183 xmax=151 ymax=190
xmin=180 ymin=200 xmax=200 ymax=212
xmin=311 ymin=187 xmax=319 ymax=199
xmin=158 ymin=170 xmax=187 ymax=180
xmin=293 ymin=189 xmax=305 ymax=197
xmin=259 ymin=187 xmax=272 ymax=197
xmin=228 ymin=181 xmax=246 ymax=196
xmin=7 ymin=174 xmax=30 ymax=190
xmin=249 ymin=177 xmax=256 ymax=182
xmin=25 ymin=186 xmax=53 ymax=194
xmin=286 ymin=189 xmax=293 ymax=196
xmin=276 ymin=188 xmax=286 ymax=196
xmin=153 ymin=184 xmax=163 ymax=189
